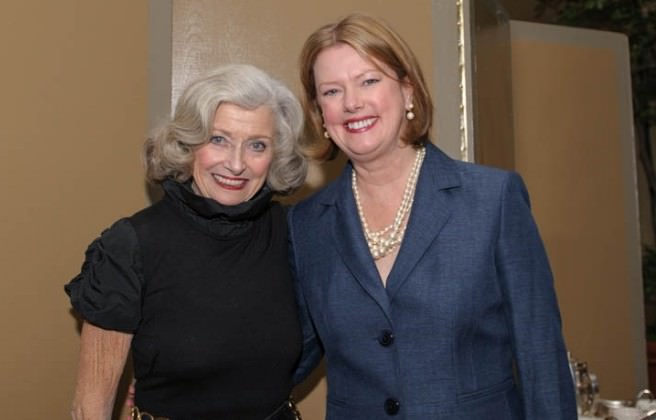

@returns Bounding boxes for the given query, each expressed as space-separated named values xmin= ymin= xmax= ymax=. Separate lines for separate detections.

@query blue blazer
xmin=288 ymin=143 xmax=577 ymax=419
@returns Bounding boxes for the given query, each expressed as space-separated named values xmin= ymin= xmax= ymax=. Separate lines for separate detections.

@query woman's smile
xmin=212 ymin=174 xmax=247 ymax=189
xmin=344 ymin=117 xmax=378 ymax=132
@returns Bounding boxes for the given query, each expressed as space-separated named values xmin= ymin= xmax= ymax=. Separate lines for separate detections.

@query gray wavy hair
xmin=145 ymin=64 xmax=307 ymax=195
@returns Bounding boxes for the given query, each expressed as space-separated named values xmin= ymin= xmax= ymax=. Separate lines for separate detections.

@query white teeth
xmin=347 ymin=118 xmax=375 ymax=130
xmin=213 ymin=175 xmax=244 ymax=186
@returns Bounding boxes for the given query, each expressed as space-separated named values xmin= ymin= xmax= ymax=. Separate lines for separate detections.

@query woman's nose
xmin=343 ymin=88 xmax=363 ymax=113
xmin=225 ymin=146 xmax=245 ymax=174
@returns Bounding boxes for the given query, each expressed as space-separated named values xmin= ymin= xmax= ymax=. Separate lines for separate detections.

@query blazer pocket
xmin=457 ymin=377 xmax=516 ymax=404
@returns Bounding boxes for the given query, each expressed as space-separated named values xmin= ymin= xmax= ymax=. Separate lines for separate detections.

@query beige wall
xmin=510 ymin=21 xmax=645 ymax=399
xmin=0 ymin=2 xmax=148 ymax=418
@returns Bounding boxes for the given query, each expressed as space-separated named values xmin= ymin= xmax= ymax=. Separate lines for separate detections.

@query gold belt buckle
xmin=130 ymin=406 xmax=169 ymax=420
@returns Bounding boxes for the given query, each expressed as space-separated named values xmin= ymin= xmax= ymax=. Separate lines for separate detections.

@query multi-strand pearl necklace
xmin=352 ymin=146 xmax=426 ymax=260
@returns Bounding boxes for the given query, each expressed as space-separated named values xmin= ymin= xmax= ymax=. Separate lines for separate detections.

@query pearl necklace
xmin=352 ymin=146 xmax=425 ymax=260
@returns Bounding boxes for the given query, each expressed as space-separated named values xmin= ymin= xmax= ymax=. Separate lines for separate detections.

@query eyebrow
xmin=211 ymin=127 xmax=274 ymax=141
xmin=317 ymin=67 xmax=383 ymax=86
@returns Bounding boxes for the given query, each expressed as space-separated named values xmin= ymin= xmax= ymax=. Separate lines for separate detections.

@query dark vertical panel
xmin=471 ymin=0 xmax=515 ymax=170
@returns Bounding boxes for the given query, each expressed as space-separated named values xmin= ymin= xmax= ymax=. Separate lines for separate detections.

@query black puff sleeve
xmin=65 ymin=218 xmax=143 ymax=332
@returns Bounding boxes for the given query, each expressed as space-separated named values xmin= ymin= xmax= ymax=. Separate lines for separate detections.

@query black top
xmin=66 ymin=180 xmax=302 ymax=419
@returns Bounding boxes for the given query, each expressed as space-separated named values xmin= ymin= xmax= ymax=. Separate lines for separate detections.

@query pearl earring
xmin=406 ymin=103 xmax=415 ymax=121
xmin=323 ymin=130 xmax=330 ymax=139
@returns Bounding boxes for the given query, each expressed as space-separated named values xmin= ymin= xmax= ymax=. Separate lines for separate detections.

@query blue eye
xmin=363 ymin=78 xmax=380 ymax=86
xmin=249 ymin=141 xmax=268 ymax=152
xmin=322 ymin=88 xmax=339 ymax=97
xmin=209 ymin=135 xmax=226 ymax=145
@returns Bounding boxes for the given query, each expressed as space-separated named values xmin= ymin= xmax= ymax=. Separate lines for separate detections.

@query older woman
xmin=289 ymin=13 xmax=577 ymax=419
xmin=66 ymin=64 xmax=306 ymax=420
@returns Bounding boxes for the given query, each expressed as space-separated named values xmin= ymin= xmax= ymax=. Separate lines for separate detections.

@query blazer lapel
xmin=326 ymin=164 xmax=392 ymax=316
xmin=386 ymin=144 xmax=461 ymax=298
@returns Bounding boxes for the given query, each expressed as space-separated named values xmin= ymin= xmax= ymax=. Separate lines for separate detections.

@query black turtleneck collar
xmin=161 ymin=179 xmax=274 ymax=237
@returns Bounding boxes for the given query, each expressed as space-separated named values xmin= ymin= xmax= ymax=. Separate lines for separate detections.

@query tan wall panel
xmin=171 ymin=0 xmax=433 ymax=110
xmin=0 ymin=2 xmax=148 ymax=417
xmin=471 ymin=0 xmax=515 ymax=170
xmin=510 ymin=21 xmax=645 ymax=399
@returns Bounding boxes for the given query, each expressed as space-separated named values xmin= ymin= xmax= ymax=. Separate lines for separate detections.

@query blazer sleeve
xmin=287 ymin=206 xmax=324 ymax=385
xmin=495 ymin=172 xmax=577 ymax=419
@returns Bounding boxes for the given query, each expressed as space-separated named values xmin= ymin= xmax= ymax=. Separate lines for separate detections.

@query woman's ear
xmin=401 ymin=78 xmax=414 ymax=106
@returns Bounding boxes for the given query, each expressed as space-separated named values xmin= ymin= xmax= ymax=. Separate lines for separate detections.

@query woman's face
xmin=192 ymin=103 xmax=275 ymax=205
xmin=313 ymin=43 xmax=412 ymax=161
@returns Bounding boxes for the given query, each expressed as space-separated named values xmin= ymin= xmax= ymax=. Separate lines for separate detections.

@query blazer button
xmin=378 ymin=330 xmax=395 ymax=347
xmin=384 ymin=398 xmax=400 ymax=415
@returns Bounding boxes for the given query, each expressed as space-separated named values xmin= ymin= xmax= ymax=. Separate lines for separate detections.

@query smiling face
xmin=313 ymin=43 xmax=413 ymax=161
xmin=192 ymin=103 xmax=275 ymax=206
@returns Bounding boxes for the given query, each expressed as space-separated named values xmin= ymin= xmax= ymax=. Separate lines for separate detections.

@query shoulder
xmin=269 ymin=200 xmax=287 ymax=215
xmin=447 ymin=162 xmax=531 ymax=216
xmin=289 ymin=165 xmax=349 ymax=221
xmin=125 ymin=199 xmax=186 ymax=245
xmin=435 ymin=148 xmax=510 ymax=184
xmin=128 ymin=198 xmax=169 ymax=225
xmin=459 ymin=161 xmax=515 ymax=190
xmin=88 ymin=216 xmax=142 ymax=268
xmin=93 ymin=217 xmax=139 ymax=251
xmin=423 ymin=142 xmax=518 ymax=196
xmin=268 ymin=200 xmax=290 ymax=228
